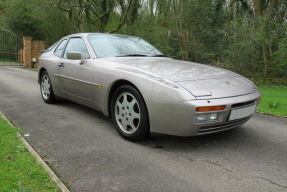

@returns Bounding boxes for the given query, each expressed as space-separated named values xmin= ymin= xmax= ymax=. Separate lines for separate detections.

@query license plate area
xmin=228 ymin=104 xmax=256 ymax=121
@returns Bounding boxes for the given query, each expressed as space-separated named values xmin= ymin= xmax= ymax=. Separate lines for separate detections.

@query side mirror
xmin=67 ymin=51 xmax=85 ymax=65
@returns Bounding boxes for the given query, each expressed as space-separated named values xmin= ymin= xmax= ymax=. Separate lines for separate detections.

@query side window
xmin=54 ymin=39 xmax=67 ymax=57
xmin=63 ymin=38 xmax=90 ymax=59
xmin=47 ymin=41 xmax=59 ymax=51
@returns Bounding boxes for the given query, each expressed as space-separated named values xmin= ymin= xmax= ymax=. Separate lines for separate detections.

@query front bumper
xmin=145 ymin=90 xmax=262 ymax=136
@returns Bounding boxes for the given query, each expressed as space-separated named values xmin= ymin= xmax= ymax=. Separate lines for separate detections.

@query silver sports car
xmin=38 ymin=33 xmax=262 ymax=141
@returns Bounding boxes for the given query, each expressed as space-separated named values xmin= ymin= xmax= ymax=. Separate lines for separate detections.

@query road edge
xmin=256 ymin=111 xmax=287 ymax=118
xmin=0 ymin=111 xmax=70 ymax=192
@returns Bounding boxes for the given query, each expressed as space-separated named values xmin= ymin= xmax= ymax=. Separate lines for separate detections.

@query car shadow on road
xmin=143 ymin=127 xmax=249 ymax=149
xmin=56 ymin=99 xmax=113 ymax=122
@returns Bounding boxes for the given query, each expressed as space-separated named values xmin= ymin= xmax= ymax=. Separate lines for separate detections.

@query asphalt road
xmin=0 ymin=66 xmax=287 ymax=192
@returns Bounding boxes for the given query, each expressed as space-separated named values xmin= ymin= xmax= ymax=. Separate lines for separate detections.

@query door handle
xmin=58 ymin=63 xmax=64 ymax=67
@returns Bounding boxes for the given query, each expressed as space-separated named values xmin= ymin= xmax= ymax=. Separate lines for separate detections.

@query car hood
xmin=176 ymin=77 xmax=257 ymax=98
xmin=103 ymin=57 xmax=238 ymax=81
xmin=103 ymin=57 xmax=257 ymax=98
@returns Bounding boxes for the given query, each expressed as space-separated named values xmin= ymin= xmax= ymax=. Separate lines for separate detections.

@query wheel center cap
xmin=125 ymin=111 xmax=128 ymax=116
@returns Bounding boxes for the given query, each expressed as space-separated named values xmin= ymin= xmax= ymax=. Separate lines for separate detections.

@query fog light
xmin=195 ymin=115 xmax=208 ymax=121
xmin=209 ymin=114 xmax=218 ymax=120
xmin=194 ymin=112 xmax=225 ymax=124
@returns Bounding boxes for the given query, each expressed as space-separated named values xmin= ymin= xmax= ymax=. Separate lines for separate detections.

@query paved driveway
xmin=0 ymin=66 xmax=286 ymax=191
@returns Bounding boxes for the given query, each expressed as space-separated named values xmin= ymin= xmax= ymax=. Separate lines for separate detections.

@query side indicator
xmin=99 ymin=84 xmax=102 ymax=88
xmin=259 ymin=96 xmax=262 ymax=102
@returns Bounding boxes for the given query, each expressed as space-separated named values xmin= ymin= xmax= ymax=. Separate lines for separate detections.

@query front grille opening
xmin=231 ymin=100 xmax=256 ymax=109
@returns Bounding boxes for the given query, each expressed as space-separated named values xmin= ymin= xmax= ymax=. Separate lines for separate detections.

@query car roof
xmin=62 ymin=33 xmax=137 ymax=39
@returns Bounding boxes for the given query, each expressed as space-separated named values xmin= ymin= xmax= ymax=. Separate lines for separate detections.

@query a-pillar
xmin=23 ymin=37 xmax=33 ymax=68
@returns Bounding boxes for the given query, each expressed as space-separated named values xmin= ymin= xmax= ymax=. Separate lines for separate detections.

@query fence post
xmin=23 ymin=36 xmax=33 ymax=68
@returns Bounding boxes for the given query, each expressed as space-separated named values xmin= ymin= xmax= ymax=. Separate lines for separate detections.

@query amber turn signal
xmin=99 ymin=84 xmax=102 ymax=88
xmin=196 ymin=105 xmax=226 ymax=112
xmin=258 ymin=96 xmax=262 ymax=102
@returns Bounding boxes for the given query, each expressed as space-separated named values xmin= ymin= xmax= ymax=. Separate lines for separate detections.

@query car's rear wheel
xmin=111 ymin=85 xmax=149 ymax=141
xmin=40 ymin=71 xmax=56 ymax=104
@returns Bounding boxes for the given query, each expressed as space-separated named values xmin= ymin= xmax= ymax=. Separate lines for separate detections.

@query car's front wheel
xmin=111 ymin=85 xmax=149 ymax=141
xmin=40 ymin=71 xmax=56 ymax=104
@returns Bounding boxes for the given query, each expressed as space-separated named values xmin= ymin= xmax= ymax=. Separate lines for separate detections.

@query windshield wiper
xmin=150 ymin=54 xmax=167 ymax=57
xmin=116 ymin=54 xmax=147 ymax=57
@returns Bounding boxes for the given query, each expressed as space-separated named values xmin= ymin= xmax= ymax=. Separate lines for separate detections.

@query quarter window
xmin=64 ymin=38 xmax=90 ymax=59
xmin=47 ymin=41 xmax=59 ymax=51
xmin=54 ymin=39 xmax=67 ymax=57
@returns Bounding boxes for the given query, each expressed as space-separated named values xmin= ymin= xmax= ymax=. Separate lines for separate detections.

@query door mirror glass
xmin=67 ymin=51 xmax=85 ymax=65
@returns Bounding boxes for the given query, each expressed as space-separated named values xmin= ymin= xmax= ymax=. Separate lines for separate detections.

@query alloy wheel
xmin=114 ymin=92 xmax=140 ymax=134
xmin=41 ymin=74 xmax=51 ymax=100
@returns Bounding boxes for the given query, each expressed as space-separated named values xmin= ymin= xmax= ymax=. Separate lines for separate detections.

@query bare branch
xmin=107 ymin=0 xmax=133 ymax=33
xmin=56 ymin=0 xmax=80 ymax=33
xmin=85 ymin=3 xmax=111 ymax=32
xmin=77 ymin=3 xmax=92 ymax=32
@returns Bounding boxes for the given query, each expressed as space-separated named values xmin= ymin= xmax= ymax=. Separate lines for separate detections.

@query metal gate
xmin=0 ymin=29 xmax=23 ymax=66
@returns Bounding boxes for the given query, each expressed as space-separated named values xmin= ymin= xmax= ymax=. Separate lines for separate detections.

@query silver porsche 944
xmin=38 ymin=33 xmax=262 ymax=141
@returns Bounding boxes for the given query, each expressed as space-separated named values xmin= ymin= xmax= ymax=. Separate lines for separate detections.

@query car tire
xmin=40 ymin=71 xmax=57 ymax=104
xmin=111 ymin=85 xmax=149 ymax=141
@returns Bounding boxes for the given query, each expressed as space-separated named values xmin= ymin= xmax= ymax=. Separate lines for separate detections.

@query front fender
xmin=92 ymin=59 xmax=195 ymax=116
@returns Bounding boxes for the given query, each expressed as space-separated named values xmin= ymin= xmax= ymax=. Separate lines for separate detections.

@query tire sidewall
xmin=111 ymin=85 xmax=149 ymax=141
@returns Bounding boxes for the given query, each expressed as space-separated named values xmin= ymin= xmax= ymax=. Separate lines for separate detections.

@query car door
xmin=57 ymin=37 xmax=93 ymax=100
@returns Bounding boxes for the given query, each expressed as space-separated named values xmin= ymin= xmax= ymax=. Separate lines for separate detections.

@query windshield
xmin=88 ymin=35 xmax=163 ymax=58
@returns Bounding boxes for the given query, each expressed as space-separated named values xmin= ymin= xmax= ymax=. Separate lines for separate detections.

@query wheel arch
xmin=38 ymin=67 xmax=46 ymax=84
xmin=107 ymin=79 xmax=149 ymax=123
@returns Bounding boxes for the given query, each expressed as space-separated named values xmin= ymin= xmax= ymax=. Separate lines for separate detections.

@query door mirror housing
xmin=67 ymin=51 xmax=85 ymax=65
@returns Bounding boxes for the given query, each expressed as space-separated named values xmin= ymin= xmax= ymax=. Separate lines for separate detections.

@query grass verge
xmin=0 ymin=117 xmax=60 ymax=192
xmin=257 ymin=85 xmax=287 ymax=116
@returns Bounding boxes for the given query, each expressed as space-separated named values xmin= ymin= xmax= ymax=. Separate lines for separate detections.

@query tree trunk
xmin=270 ymin=0 xmax=278 ymax=19
xmin=270 ymin=0 xmax=278 ymax=9
xmin=149 ymin=0 xmax=154 ymax=17
xmin=161 ymin=0 xmax=167 ymax=27
xmin=227 ymin=0 xmax=235 ymax=27
xmin=254 ymin=0 xmax=262 ymax=16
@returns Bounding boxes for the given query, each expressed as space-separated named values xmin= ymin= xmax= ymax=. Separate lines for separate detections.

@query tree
xmin=0 ymin=0 xmax=6 ymax=12
xmin=4 ymin=0 xmax=44 ymax=39
xmin=54 ymin=0 xmax=141 ymax=33
xmin=2 ymin=0 xmax=287 ymax=78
